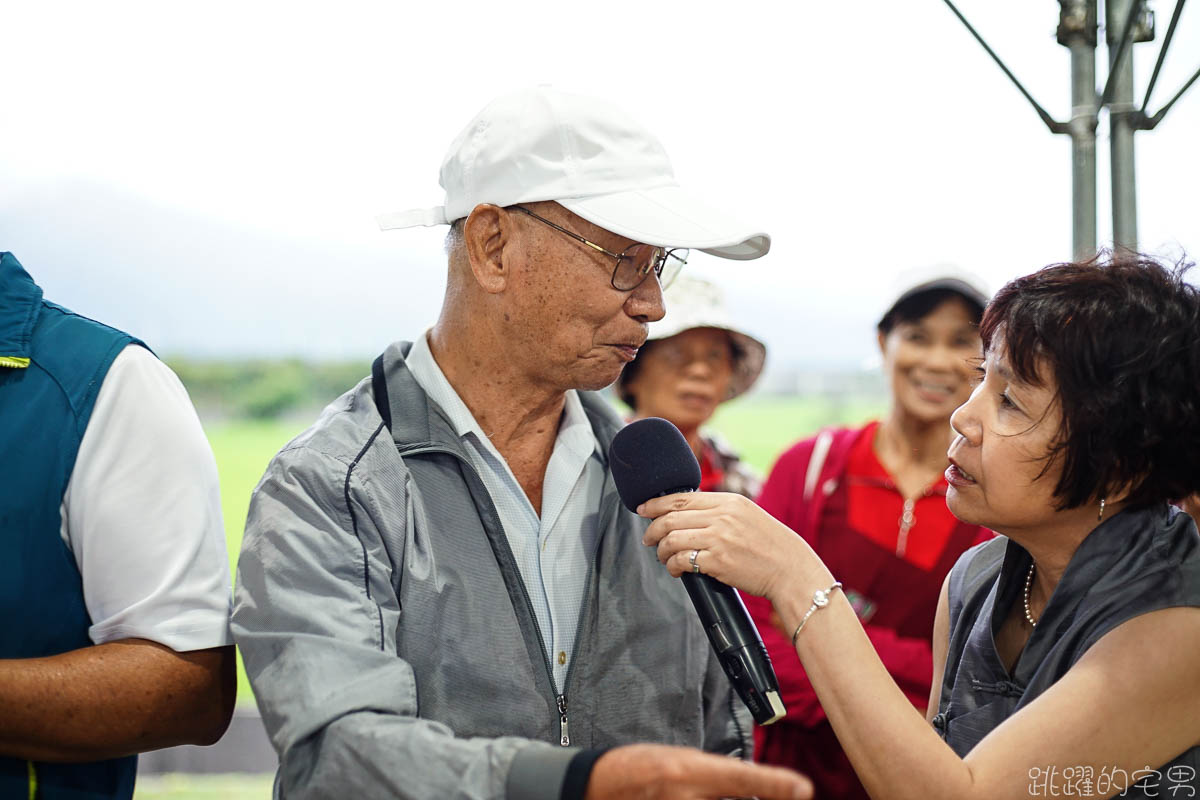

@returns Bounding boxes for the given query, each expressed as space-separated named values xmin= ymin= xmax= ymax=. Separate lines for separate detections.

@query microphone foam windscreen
xmin=608 ymin=418 xmax=702 ymax=512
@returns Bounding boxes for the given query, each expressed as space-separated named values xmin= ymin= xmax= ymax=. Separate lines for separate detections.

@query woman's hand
xmin=639 ymin=491 xmax=826 ymax=605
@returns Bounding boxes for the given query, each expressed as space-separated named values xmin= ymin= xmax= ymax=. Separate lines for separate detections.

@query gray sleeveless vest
xmin=935 ymin=504 xmax=1200 ymax=798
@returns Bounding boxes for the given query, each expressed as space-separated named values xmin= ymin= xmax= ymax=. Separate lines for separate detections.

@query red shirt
xmin=843 ymin=422 xmax=962 ymax=573
xmin=699 ymin=445 xmax=725 ymax=492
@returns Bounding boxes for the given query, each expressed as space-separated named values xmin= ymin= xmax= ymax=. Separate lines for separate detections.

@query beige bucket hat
xmin=617 ymin=275 xmax=767 ymax=402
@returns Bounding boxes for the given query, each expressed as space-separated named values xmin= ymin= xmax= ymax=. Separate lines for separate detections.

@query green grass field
xmin=206 ymin=418 xmax=309 ymax=708
xmin=135 ymin=775 xmax=276 ymax=800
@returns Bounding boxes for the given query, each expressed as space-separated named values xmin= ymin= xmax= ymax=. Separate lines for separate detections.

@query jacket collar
xmin=0 ymin=253 xmax=42 ymax=368
xmin=379 ymin=340 xmax=622 ymax=464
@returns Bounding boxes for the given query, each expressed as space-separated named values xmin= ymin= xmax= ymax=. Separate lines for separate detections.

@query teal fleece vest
xmin=1 ymin=252 xmax=141 ymax=799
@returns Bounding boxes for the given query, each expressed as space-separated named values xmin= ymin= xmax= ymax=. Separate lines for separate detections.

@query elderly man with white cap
xmin=232 ymin=88 xmax=811 ymax=800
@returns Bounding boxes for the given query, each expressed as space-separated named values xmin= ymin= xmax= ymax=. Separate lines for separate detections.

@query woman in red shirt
xmin=742 ymin=272 xmax=993 ymax=799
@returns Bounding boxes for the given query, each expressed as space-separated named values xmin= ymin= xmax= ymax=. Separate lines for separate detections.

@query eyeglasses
xmin=511 ymin=206 xmax=687 ymax=291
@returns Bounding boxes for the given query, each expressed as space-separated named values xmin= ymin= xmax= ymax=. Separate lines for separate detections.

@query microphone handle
xmin=681 ymin=573 xmax=785 ymax=725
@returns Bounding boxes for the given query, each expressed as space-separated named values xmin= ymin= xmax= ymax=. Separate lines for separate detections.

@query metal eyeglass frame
xmin=510 ymin=206 xmax=686 ymax=291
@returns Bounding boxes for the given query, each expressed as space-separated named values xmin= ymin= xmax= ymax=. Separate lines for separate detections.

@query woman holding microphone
xmin=642 ymin=255 xmax=1200 ymax=799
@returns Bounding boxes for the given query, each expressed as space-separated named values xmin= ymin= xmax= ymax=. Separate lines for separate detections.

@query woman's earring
xmin=1098 ymin=497 xmax=1106 ymax=522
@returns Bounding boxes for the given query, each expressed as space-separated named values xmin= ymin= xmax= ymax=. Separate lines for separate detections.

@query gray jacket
xmin=232 ymin=342 xmax=751 ymax=800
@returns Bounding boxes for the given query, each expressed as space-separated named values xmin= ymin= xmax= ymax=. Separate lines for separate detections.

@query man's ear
xmin=463 ymin=205 xmax=514 ymax=294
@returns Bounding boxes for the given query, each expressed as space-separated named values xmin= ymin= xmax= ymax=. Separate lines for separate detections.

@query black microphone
xmin=609 ymin=417 xmax=785 ymax=725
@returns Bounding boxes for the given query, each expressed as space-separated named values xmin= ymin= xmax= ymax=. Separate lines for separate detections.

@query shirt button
xmin=557 ymin=651 xmax=567 ymax=666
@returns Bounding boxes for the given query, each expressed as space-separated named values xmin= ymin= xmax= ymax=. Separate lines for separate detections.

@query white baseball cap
xmin=376 ymin=86 xmax=771 ymax=260
xmin=877 ymin=265 xmax=991 ymax=330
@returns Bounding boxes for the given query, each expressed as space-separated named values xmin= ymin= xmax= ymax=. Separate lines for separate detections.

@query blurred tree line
xmin=167 ymin=357 xmax=884 ymax=424
xmin=168 ymin=358 xmax=371 ymax=420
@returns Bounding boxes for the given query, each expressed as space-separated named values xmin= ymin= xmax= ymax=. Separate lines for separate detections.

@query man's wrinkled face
xmin=503 ymin=203 xmax=667 ymax=392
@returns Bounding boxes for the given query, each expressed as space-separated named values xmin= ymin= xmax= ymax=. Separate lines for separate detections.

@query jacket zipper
xmin=557 ymin=694 xmax=570 ymax=746
xmin=399 ymin=443 xmax=601 ymax=747
xmin=554 ymin=493 xmax=606 ymax=747
xmin=553 ymin=550 xmax=597 ymax=746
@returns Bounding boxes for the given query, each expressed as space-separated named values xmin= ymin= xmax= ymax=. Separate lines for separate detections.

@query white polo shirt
xmin=59 ymin=345 xmax=233 ymax=651
xmin=404 ymin=333 xmax=604 ymax=691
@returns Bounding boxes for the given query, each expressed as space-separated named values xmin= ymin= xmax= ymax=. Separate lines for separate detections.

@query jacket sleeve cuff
xmin=559 ymin=748 xmax=608 ymax=800
xmin=506 ymin=745 xmax=579 ymax=800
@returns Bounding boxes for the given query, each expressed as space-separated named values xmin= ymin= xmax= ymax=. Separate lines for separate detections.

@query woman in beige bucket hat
xmin=616 ymin=275 xmax=766 ymax=500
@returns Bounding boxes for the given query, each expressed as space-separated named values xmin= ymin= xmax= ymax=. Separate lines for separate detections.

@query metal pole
xmin=943 ymin=0 xmax=1069 ymax=133
xmin=1107 ymin=0 xmax=1141 ymax=252
xmin=1141 ymin=0 xmax=1188 ymax=116
xmin=1060 ymin=1 xmax=1099 ymax=259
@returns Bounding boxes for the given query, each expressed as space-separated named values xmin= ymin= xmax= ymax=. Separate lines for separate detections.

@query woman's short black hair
xmin=877 ymin=288 xmax=985 ymax=335
xmin=981 ymin=252 xmax=1200 ymax=510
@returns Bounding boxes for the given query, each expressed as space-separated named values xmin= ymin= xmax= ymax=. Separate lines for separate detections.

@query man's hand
xmin=585 ymin=744 xmax=812 ymax=800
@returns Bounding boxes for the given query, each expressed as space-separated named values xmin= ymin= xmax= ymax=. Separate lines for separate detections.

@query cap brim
xmin=377 ymin=206 xmax=449 ymax=230
xmin=903 ymin=278 xmax=989 ymax=310
xmin=559 ymin=185 xmax=770 ymax=261
xmin=878 ymin=277 xmax=991 ymax=328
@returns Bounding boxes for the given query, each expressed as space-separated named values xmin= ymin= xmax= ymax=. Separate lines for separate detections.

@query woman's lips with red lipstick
xmin=945 ymin=457 xmax=977 ymax=487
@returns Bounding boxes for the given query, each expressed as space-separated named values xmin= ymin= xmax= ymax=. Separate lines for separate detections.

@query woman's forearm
xmin=773 ymin=571 xmax=976 ymax=800
xmin=861 ymin=625 xmax=934 ymax=703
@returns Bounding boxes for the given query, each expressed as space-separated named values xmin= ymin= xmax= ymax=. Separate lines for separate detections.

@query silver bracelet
xmin=791 ymin=581 xmax=843 ymax=647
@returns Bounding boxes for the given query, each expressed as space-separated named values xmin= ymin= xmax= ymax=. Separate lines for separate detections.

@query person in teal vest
xmin=0 ymin=252 xmax=236 ymax=800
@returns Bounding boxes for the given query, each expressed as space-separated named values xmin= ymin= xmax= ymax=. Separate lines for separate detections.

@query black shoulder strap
xmin=371 ymin=353 xmax=392 ymax=432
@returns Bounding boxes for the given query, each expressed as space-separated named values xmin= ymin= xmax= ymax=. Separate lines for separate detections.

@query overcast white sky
xmin=2 ymin=1 xmax=1197 ymax=368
